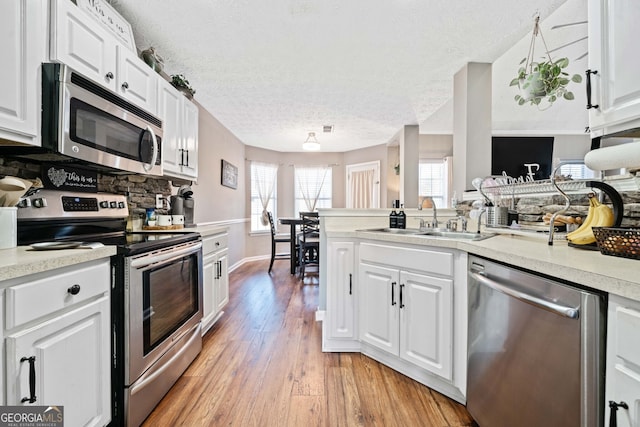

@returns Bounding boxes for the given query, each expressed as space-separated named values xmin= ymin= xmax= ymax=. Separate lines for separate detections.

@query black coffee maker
xmin=171 ymin=185 xmax=195 ymax=227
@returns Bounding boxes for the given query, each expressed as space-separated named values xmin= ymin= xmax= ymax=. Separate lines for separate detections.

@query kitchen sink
xmin=360 ymin=228 xmax=495 ymax=241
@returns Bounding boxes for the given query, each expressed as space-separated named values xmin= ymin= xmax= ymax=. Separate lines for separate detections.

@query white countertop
xmin=333 ymin=230 xmax=640 ymax=302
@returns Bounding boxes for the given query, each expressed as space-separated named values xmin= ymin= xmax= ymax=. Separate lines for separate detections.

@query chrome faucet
xmin=458 ymin=214 xmax=468 ymax=232
xmin=420 ymin=197 xmax=438 ymax=228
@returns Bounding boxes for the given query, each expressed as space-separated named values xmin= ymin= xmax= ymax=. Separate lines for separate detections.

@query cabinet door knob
xmin=67 ymin=284 xmax=81 ymax=295
xmin=121 ymin=82 xmax=129 ymax=90
xmin=105 ymin=71 xmax=114 ymax=80
xmin=609 ymin=401 xmax=628 ymax=427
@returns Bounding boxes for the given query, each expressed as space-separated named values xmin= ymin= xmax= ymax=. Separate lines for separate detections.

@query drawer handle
xmin=67 ymin=284 xmax=81 ymax=295
xmin=105 ymin=71 xmax=114 ymax=80
xmin=121 ymin=82 xmax=129 ymax=90
xmin=20 ymin=356 xmax=37 ymax=403
xmin=215 ymin=242 xmax=220 ymax=247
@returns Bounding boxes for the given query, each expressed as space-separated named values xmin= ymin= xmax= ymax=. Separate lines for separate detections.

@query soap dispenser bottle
xmin=389 ymin=202 xmax=398 ymax=228
xmin=397 ymin=204 xmax=406 ymax=229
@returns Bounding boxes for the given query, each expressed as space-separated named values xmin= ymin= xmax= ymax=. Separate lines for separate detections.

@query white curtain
xmin=295 ymin=166 xmax=329 ymax=212
xmin=252 ymin=162 xmax=279 ymax=225
xmin=350 ymin=169 xmax=374 ymax=208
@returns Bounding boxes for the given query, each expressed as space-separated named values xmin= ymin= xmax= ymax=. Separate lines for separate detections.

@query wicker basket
xmin=592 ymin=227 xmax=640 ymax=260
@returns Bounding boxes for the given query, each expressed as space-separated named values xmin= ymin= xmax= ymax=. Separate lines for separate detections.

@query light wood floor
xmin=142 ymin=260 xmax=475 ymax=426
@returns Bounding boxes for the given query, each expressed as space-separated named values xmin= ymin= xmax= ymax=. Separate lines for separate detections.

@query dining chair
xmin=297 ymin=212 xmax=320 ymax=278
xmin=267 ymin=212 xmax=291 ymax=274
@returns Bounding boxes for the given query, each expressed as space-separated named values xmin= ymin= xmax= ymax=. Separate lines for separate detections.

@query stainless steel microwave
xmin=34 ymin=63 xmax=163 ymax=175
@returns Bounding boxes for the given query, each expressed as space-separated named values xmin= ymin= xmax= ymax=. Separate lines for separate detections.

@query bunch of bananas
xmin=566 ymin=193 xmax=615 ymax=245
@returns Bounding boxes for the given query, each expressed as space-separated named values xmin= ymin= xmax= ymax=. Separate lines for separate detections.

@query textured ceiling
xmin=109 ymin=0 xmax=568 ymax=152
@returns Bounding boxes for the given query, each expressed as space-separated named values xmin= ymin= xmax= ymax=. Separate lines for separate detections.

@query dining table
xmin=279 ymin=217 xmax=304 ymax=274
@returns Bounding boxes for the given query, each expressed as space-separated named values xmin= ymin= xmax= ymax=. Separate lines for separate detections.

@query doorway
xmin=346 ymin=161 xmax=380 ymax=208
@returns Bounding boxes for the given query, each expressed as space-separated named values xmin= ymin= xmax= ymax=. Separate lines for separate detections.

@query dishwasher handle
xmin=470 ymin=271 xmax=580 ymax=319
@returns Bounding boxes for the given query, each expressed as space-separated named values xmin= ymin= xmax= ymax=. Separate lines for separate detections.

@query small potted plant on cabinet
xmin=170 ymin=74 xmax=196 ymax=99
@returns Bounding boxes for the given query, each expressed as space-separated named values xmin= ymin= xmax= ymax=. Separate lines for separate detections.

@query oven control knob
xmin=118 ymin=201 xmax=125 ymax=209
xmin=99 ymin=201 xmax=109 ymax=209
xmin=17 ymin=198 xmax=32 ymax=208
xmin=33 ymin=198 xmax=47 ymax=208
xmin=110 ymin=201 xmax=117 ymax=208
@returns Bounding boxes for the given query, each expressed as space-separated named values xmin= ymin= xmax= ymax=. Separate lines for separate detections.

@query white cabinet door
xmin=588 ymin=0 xmax=640 ymax=132
xmin=158 ymin=77 xmax=199 ymax=181
xmin=5 ymin=296 xmax=111 ymax=427
xmin=326 ymin=241 xmax=356 ymax=340
xmin=181 ymin=99 xmax=199 ymax=180
xmin=0 ymin=0 xmax=46 ymax=145
xmin=606 ymin=296 xmax=640 ymax=427
xmin=214 ymin=250 xmax=229 ymax=314
xmin=359 ymin=262 xmax=399 ymax=356
xmin=202 ymin=252 xmax=217 ymax=331
xmin=399 ymin=271 xmax=453 ymax=380
xmin=158 ymin=78 xmax=183 ymax=175
xmin=51 ymin=0 xmax=117 ymax=91
xmin=116 ymin=46 xmax=158 ymax=115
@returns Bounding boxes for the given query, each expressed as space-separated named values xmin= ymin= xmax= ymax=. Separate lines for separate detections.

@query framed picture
xmin=221 ymin=160 xmax=238 ymax=189
xmin=74 ymin=0 xmax=137 ymax=51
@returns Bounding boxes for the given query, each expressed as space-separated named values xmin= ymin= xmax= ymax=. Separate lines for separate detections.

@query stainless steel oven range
xmin=17 ymin=190 xmax=203 ymax=427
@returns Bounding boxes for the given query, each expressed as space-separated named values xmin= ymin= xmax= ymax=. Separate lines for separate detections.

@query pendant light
xmin=302 ymin=132 xmax=320 ymax=151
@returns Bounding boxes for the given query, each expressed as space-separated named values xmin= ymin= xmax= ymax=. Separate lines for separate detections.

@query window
xmin=250 ymin=162 xmax=278 ymax=232
xmin=294 ymin=166 xmax=332 ymax=214
xmin=559 ymin=163 xmax=596 ymax=180
xmin=418 ymin=159 xmax=448 ymax=208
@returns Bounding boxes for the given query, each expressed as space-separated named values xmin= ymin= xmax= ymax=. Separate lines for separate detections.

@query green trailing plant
xmin=511 ymin=57 xmax=582 ymax=108
xmin=170 ymin=74 xmax=196 ymax=97
xmin=510 ymin=14 xmax=582 ymax=110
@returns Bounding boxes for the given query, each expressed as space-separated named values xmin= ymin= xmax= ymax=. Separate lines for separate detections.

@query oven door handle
xmin=470 ymin=271 xmax=580 ymax=319
xmin=130 ymin=242 xmax=202 ymax=269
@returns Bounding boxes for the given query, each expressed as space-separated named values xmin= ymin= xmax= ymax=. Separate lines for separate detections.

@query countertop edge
xmin=326 ymin=230 xmax=640 ymax=302
xmin=0 ymin=246 xmax=117 ymax=282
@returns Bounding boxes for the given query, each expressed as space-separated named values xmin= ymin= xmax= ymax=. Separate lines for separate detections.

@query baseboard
xmin=229 ymin=255 xmax=269 ymax=272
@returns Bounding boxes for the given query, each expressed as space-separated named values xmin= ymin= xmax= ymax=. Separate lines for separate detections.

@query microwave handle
xmin=142 ymin=125 xmax=159 ymax=172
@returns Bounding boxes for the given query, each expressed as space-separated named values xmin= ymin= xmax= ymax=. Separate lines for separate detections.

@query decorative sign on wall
xmin=42 ymin=164 xmax=98 ymax=192
xmin=74 ymin=0 xmax=136 ymax=51
xmin=221 ymin=160 xmax=238 ymax=189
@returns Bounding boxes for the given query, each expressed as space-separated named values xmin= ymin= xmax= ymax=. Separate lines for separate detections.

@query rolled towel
xmin=584 ymin=141 xmax=640 ymax=171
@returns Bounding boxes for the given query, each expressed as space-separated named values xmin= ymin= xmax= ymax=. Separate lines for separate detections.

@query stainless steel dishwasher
xmin=467 ymin=255 xmax=606 ymax=427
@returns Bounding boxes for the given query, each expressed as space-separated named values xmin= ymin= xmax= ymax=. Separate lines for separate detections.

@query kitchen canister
xmin=486 ymin=206 xmax=509 ymax=227
xmin=0 ymin=207 xmax=17 ymax=249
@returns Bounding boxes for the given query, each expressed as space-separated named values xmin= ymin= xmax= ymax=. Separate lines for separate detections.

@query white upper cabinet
xmin=0 ymin=0 xmax=47 ymax=146
xmin=588 ymin=0 xmax=640 ymax=135
xmin=51 ymin=0 xmax=158 ymax=115
xmin=158 ymin=78 xmax=199 ymax=181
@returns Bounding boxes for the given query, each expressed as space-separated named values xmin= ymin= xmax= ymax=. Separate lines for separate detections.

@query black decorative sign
xmin=42 ymin=164 xmax=98 ymax=192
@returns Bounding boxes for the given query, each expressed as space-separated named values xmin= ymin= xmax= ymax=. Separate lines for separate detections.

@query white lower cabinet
xmin=323 ymin=240 xmax=358 ymax=350
xmin=338 ymin=240 xmax=467 ymax=403
xmin=202 ymin=231 xmax=229 ymax=334
xmin=2 ymin=259 xmax=111 ymax=426
xmin=359 ymin=251 xmax=453 ymax=380
xmin=605 ymin=294 xmax=640 ymax=427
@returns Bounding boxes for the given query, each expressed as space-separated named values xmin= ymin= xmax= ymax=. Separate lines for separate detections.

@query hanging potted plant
xmin=510 ymin=15 xmax=582 ymax=110
xmin=170 ymin=74 xmax=196 ymax=99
